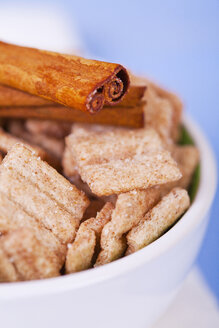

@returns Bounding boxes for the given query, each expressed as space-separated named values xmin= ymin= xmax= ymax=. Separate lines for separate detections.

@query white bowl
xmin=0 ymin=116 xmax=217 ymax=328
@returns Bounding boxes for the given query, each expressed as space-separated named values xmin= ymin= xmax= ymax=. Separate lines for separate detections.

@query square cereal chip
xmin=0 ymin=191 xmax=66 ymax=267
xmin=0 ymin=143 xmax=89 ymax=244
xmin=148 ymin=80 xmax=183 ymax=141
xmin=160 ymin=145 xmax=200 ymax=196
xmin=130 ymin=74 xmax=183 ymax=142
xmin=172 ymin=145 xmax=199 ymax=189
xmin=0 ymin=246 xmax=18 ymax=282
xmin=67 ymin=125 xmax=182 ymax=196
xmin=144 ymin=87 xmax=174 ymax=144
xmin=0 ymin=228 xmax=61 ymax=281
xmin=126 ymin=188 xmax=190 ymax=254
xmin=66 ymin=202 xmax=114 ymax=273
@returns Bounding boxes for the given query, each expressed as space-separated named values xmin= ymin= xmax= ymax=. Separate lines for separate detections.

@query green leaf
xmin=178 ymin=125 xmax=200 ymax=202
xmin=179 ymin=125 xmax=194 ymax=145
xmin=188 ymin=164 xmax=200 ymax=202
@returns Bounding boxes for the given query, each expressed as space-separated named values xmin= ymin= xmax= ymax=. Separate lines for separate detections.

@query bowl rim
xmin=0 ymin=115 xmax=217 ymax=300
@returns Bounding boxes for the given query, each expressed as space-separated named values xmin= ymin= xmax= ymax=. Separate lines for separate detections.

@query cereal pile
xmin=0 ymin=77 xmax=199 ymax=282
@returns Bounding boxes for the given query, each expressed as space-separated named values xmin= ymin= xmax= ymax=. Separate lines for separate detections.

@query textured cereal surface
xmin=160 ymin=145 xmax=200 ymax=196
xmin=144 ymin=87 xmax=173 ymax=144
xmin=66 ymin=228 xmax=96 ymax=273
xmin=7 ymin=120 xmax=63 ymax=167
xmin=67 ymin=125 xmax=181 ymax=196
xmin=0 ymin=246 xmax=19 ymax=282
xmin=25 ymin=119 xmax=72 ymax=139
xmin=131 ymin=74 xmax=182 ymax=142
xmin=1 ymin=228 xmax=61 ymax=280
xmin=95 ymin=188 xmax=160 ymax=266
xmin=0 ymin=127 xmax=46 ymax=159
xmin=66 ymin=202 xmax=114 ymax=273
xmin=62 ymin=147 xmax=78 ymax=177
xmin=172 ymin=145 xmax=199 ymax=189
xmin=67 ymin=125 xmax=162 ymax=166
xmin=0 ymin=191 xmax=66 ymax=267
xmin=0 ymin=144 xmax=89 ymax=243
xmin=126 ymin=188 xmax=190 ymax=254
xmin=148 ymin=80 xmax=183 ymax=141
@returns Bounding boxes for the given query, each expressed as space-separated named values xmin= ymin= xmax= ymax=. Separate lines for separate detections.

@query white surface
xmin=154 ymin=268 xmax=219 ymax=328
xmin=0 ymin=3 xmax=82 ymax=53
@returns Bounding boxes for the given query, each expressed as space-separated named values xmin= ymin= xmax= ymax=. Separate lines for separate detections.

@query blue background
xmin=1 ymin=0 xmax=219 ymax=300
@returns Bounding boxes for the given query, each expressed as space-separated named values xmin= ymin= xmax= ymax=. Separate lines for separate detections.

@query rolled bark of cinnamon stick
xmin=0 ymin=83 xmax=145 ymax=108
xmin=113 ymin=84 xmax=146 ymax=107
xmin=0 ymin=41 xmax=130 ymax=113
xmin=0 ymin=85 xmax=54 ymax=106
xmin=0 ymin=104 xmax=144 ymax=128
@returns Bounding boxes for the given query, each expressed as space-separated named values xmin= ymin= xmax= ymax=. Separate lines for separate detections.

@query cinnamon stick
xmin=115 ymin=85 xmax=146 ymax=107
xmin=0 ymin=85 xmax=54 ymax=107
xmin=0 ymin=104 xmax=144 ymax=128
xmin=0 ymin=41 xmax=130 ymax=113
xmin=0 ymin=83 xmax=145 ymax=108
